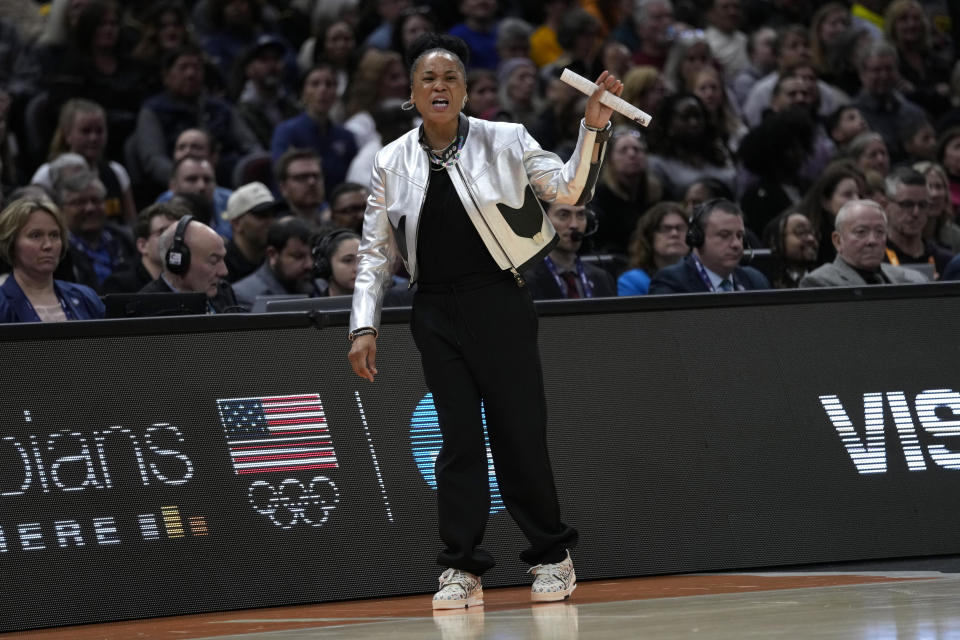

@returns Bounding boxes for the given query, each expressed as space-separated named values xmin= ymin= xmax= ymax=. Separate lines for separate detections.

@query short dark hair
xmin=897 ymin=117 xmax=932 ymax=145
xmin=779 ymin=60 xmax=816 ymax=81
xmin=315 ymin=229 xmax=361 ymax=264
xmin=161 ymin=44 xmax=204 ymax=73
xmin=329 ymin=182 xmax=367 ymax=207
xmin=696 ymin=198 xmax=744 ymax=229
xmin=773 ymin=24 xmax=807 ymax=58
xmin=134 ymin=202 xmax=187 ymax=240
xmin=557 ymin=9 xmax=599 ymax=51
xmin=405 ymin=33 xmax=470 ymax=81
xmin=275 ymin=148 xmax=322 ymax=182
xmin=884 ymin=166 xmax=926 ymax=197
xmin=169 ymin=192 xmax=213 ymax=226
xmin=176 ymin=127 xmax=219 ymax=156
xmin=300 ymin=61 xmax=339 ymax=92
xmin=746 ymin=26 xmax=774 ymax=57
xmin=170 ymin=154 xmax=213 ymax=179
xmin=825 ymin=105 xmax=859 ymax=138
xmin=267 ymin=217 xmax=314 ymax=252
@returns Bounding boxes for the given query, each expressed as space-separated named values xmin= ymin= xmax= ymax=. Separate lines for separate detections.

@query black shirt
xmin=102 ymin=261 xmax=154 ymax=294
xmin=224 ymin=240 xmax=261 ymax=283
xmin=852 ymin=266 xmax=889 ymax=285
xmin=416 ymin=166 xmax=500 ymax=284
xmin=885 ymin=239 xmax=953 ymax=278
xmin=140 ymin=276 xmax=241 ymax=314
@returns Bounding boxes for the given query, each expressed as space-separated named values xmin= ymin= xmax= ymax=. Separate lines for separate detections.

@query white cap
xmin=224 ymin=182 xmax=280 ymax=220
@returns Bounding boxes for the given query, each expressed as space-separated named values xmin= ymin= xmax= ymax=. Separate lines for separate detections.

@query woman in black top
xmin=348 ymin=33 xmax=620 ymax=610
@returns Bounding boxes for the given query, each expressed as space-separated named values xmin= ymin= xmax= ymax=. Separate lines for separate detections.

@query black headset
xmin=568 ymin=207 xmax=599 ymax=242
xmin=313 ymin=229 xmax=358 ymax=279
xmin=583 ymin=207 xmax=599 ymax=237
xmin=686 ymin=198 xmax=739 ymax=249
xmin=165 ymin=215 xmax=194 ymax=275
xmin=685 ymin=201 xmax=710 ymax=249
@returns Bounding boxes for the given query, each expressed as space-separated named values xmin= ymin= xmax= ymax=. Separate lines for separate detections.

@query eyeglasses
xmin=63 ymin=196 xmax=105 ymax=208
xmin=613 ymin=128 xmax=644 ymax=141
xmin=893 ymin=199 xmax=929 ymax=211
xmin=669 ymin=28 xmax=705 ymax=42
xmin=790 ymin=227 xmax=816 ymax=238
xmin=286 ymin=172 xmax=321 ymax=183
xmin=656 ymin=223 xmax=686 ymax=235
xmin=400 ymin=4 xmax=432 ymax=18
xmin=333 ymin=204 xmax=366 ymax=215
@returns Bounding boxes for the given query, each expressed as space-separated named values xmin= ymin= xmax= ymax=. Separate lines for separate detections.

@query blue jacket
xmin=144 ymin=91 xmax=240 ymax=157
xmin=0 ymin=276 xmax=104 ymax=323
xmin=270 ymin=113 xmax=358 ymax=197
xmin=648 ymin=255 xmax=770 ymax=295
xmin=617 ymin=268 xmax=652 ymax=296
xmin=156 ymin=187 xmax=234 ymax=239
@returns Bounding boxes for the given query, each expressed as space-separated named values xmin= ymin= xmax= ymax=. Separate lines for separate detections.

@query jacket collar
xmin=417 ymin=112 xmax=470 ymax=156
xmin=1 ymin=275 xmax=80 ymax=321
xmin=255 ymin=261 xmax=291 ymax=293
xmin=833 ymin=255 xmax=885 ymax=284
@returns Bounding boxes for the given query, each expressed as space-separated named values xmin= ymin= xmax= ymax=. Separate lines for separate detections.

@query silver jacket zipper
xmin=454 ymin=163 xmax=526 ymax=287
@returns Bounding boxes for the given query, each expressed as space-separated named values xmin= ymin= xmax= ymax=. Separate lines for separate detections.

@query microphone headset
xmin=685 ymin=199 xmax=717 ymax=249
xmin=685 ymin=198 xmax=754 ymax=252
xmin=165 ymin=215 xmax=195 ymax=275
xmin=313 ymin=228 xmax=359 ymax=279
xmin=568 ymin=208 xmax=599 ymax=242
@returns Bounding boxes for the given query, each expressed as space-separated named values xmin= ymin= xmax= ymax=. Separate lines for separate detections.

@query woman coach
xmin=347 ymin=33 xmax=621 ymax=609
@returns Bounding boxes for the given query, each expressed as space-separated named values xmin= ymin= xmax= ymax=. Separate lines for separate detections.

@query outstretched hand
xmin=584 ymin=70 xmax=624 ymax=130
xmin=348 ymin=334 xmax=378 ymax=382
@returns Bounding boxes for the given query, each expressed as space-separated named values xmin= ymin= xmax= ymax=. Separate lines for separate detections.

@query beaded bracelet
xmin=348 ymin=327 xmax=378 ymax=342
xmin=583 ymin=120 xmax=612 ymax=145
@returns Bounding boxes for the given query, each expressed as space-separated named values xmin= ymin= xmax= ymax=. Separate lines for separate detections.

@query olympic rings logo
xmin=247 ymin=476 xmax=340 ymax=529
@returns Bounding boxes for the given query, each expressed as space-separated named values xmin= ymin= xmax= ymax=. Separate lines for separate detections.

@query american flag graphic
xmin=217 ymin=394 xmax=338 ymax=475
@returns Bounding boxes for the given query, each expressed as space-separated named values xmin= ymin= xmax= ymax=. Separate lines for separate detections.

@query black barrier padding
xmin=3 ymin=285 xmax=960 ymax=630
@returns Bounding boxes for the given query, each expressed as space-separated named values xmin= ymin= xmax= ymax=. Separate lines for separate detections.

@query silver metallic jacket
xmin=350 ymin=116 xmax=608 ymax=333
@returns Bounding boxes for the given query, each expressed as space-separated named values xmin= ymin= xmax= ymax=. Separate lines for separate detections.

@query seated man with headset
xmin=649 ymin=198 xmax=770 ymax=294
xmin=523 ymin=201 xmax=616 ymax=300
xmin=141 ymin=215 xmax=241 ymax=313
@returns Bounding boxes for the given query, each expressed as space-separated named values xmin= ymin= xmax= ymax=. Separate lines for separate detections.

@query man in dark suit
xmin=649 ymin=198 xmax=770 ymax=294
xmin=523 ymin=201 xmax=616 ymax=299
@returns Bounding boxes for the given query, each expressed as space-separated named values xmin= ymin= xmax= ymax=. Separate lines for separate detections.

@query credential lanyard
xmin=544 ymin=256 xmax=594 ymax=298
xmin=690 ymin=253 xmax=722 ymax=292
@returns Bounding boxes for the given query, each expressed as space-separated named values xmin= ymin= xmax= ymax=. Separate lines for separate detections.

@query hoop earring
xmin=401 ymin=100 xmax=415 ymax=111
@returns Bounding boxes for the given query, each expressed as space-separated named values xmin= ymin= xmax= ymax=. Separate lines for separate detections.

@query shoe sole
xmin=432 ymin=593 xmax=484 ymax=610
xmin=531 ymin=582 xmax=577 ymax=603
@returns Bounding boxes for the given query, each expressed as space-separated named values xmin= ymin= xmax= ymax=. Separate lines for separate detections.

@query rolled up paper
xmin=560 ymin=68 xmax=652 ymax=128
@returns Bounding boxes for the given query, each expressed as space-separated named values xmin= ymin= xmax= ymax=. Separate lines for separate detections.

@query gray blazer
xmin=799 ymin=256 xmax=929 ymax=288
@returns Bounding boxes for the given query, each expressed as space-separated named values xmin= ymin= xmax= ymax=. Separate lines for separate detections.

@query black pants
xmin=411 ymin=272 xmax=578 ymax=576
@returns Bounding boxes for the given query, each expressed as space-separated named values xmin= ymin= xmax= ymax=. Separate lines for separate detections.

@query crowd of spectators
xmin=0 ymin=0 xmax=958 ymax=321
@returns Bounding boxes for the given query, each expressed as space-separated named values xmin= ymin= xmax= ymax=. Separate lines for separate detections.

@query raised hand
xmin=584 ymin=70 xmax=624 ymax=130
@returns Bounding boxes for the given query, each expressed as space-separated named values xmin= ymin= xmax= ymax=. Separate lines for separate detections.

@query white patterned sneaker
xmin=433 ymin=568 xmax=484 ymax=609
xmin=529 ymin=550 xmax=576 ymax=602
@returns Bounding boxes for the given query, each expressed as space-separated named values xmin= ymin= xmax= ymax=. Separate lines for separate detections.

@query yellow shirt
xmin=852 ymin=3 xmax=884 ymax=30
xmin=530 ymin=26 xmax=563 ymax=68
